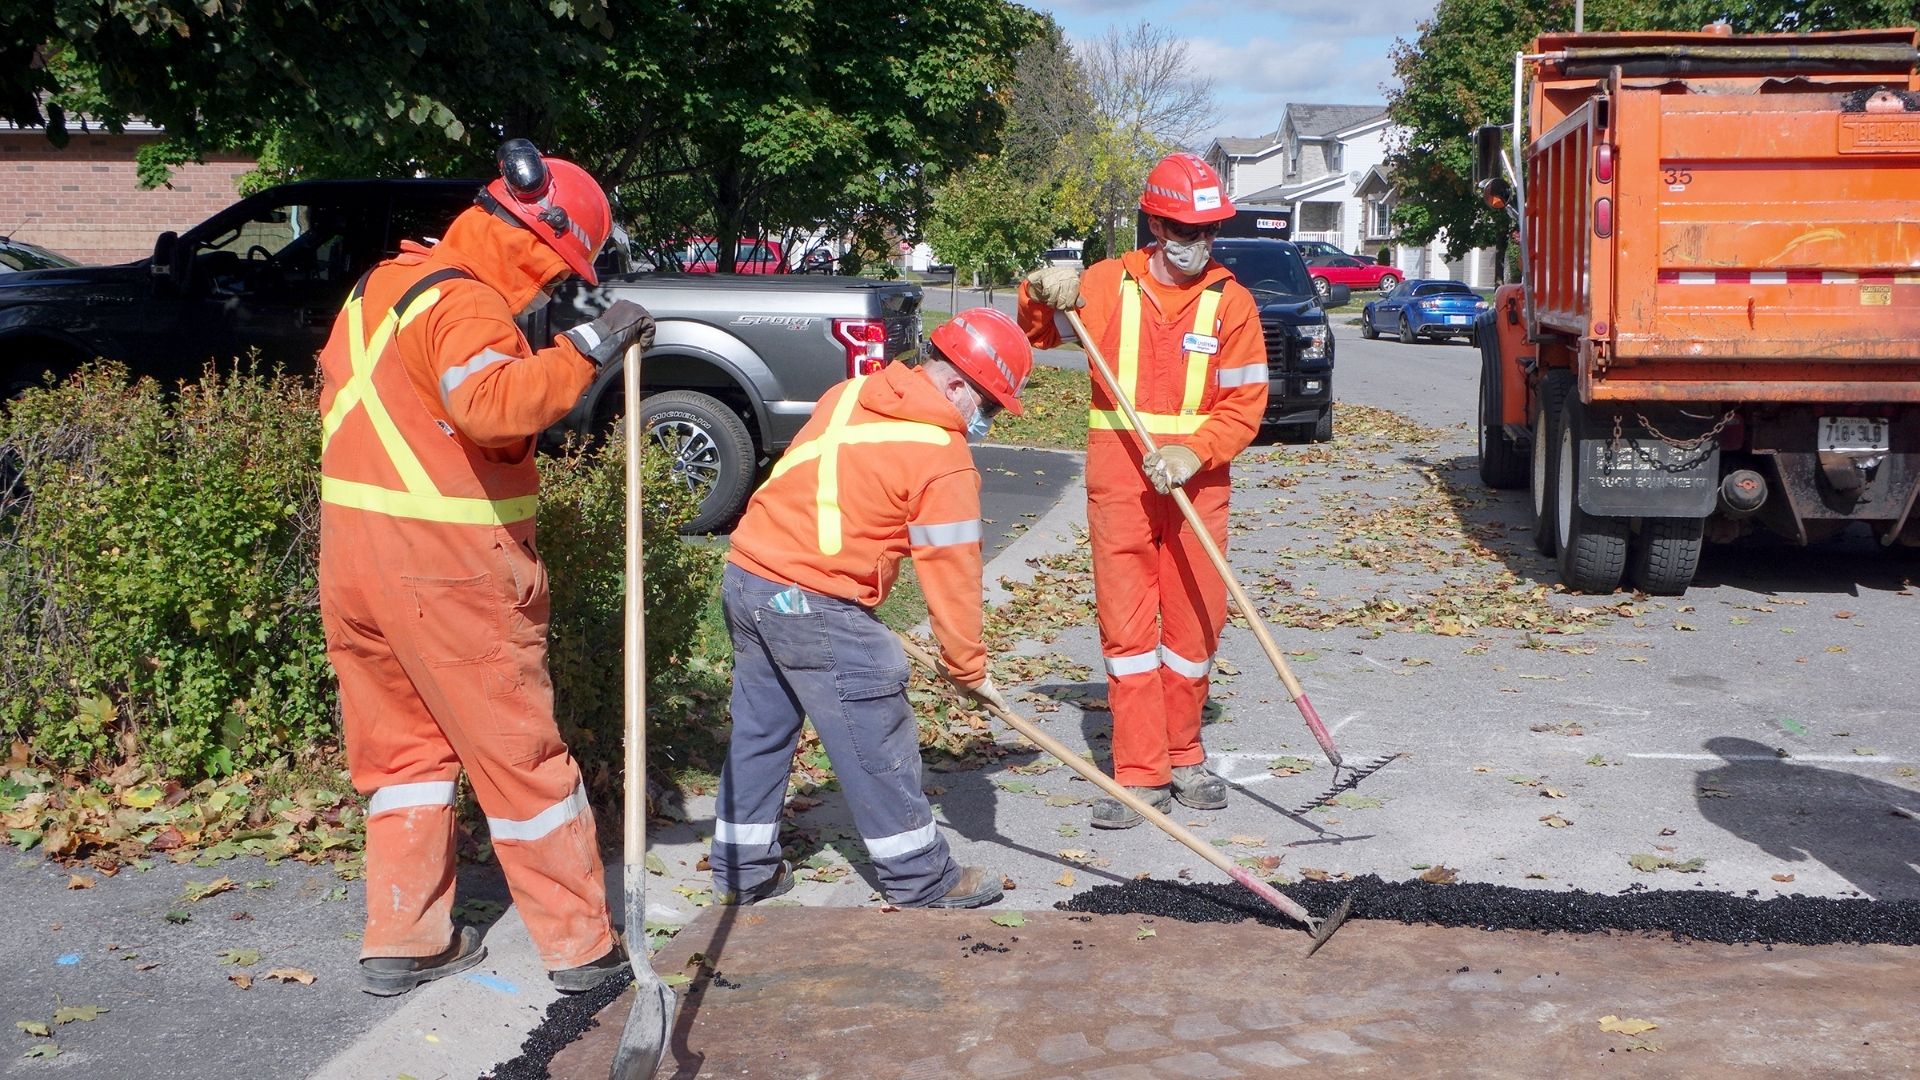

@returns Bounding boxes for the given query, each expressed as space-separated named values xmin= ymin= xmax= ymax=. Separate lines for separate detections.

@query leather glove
xmin=1024 ymin=266 xmax=1083 ymax=311
xmin=561 ymin=299 xmax=655 ymax=369
xmin=968 ymin=677 xmax=1010 ymax=713
xmin=1143 ymin=445 xmax=1202 ymax=494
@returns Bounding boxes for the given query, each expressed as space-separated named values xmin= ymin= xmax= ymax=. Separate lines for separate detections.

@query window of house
xmin=1289 ymin=144 xmax=1300 ymax=178
xmin=1370 ymin=200 xmax=1391 ymax=238
xmin=1299 ymin=202 xmax=1340 ymax=233
xmin=1330 ymin=144 xmax=1344 ymax=171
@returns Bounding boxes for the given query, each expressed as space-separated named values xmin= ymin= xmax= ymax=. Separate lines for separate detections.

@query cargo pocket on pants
xmin=835 ymin=665 xmax=913 ymax=774
xmin=400 ymin=573 xmax=505 ymax=665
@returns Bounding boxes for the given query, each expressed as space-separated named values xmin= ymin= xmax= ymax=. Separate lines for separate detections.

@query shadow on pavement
xmin=1695 ymin=736 xmax=1920 ymax=902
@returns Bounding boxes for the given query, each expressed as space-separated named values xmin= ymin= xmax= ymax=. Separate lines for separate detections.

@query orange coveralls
xmin=1019 ymin=248 xmax=1267 ymax=787
xmin=318 ymin=206 xmax=613 ymax=969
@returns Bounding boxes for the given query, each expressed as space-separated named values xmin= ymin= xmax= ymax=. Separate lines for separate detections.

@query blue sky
xmin=1033 ymin=0 xmax=1440 ymax=143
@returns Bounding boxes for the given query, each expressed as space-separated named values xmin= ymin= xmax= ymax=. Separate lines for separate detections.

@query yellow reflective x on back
xmin=768 ymin=376 xmax=952 ymax=555
xmin=320 ymin=269 xmax=539 ymax=526
xmin=1090 ymin=274 xmax=1227 ymax=435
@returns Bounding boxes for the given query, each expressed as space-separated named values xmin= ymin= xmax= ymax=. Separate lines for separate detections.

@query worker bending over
xmin=320 ymin=140 xmax=652 ymax=995
xmin=1019 ymin=152 xmax=1269 ymax=829
xmin=712 ymin=308 xmax=1033 ymax=908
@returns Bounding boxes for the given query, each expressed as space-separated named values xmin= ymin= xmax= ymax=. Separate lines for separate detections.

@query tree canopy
xmin=7 ymin=0 xmax=1044 ymax=269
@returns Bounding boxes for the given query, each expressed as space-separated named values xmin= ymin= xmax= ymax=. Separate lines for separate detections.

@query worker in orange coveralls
xmin=1018 ymin=152 xmax=1268 ymax=830
xmin=710 ymin=308 xmax=1033 ymax=910
xmin=319 ymin=140 xmax=653 ymax=996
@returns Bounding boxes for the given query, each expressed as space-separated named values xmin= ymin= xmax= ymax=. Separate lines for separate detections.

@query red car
xmin=679 ymin=236 xmax=787 ymax=274
xmin=1308 ymin=255 xmax=1400 ymax=298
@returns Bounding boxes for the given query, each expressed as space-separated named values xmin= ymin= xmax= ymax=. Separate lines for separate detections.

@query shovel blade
xmin=609 ymin=975 xmax=680 ymax=1080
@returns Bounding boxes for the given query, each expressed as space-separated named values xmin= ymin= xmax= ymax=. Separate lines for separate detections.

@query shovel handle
xmin=621 ymin=342 xmax=648 ymax=917
xmin=896 ymin=634 xmax=1316 ymax=930
xmin=1064 ymin=309 xmax=1342 ymax=770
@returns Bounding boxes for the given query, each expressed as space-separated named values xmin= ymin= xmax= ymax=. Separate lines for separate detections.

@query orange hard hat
xmin=481 ymin=139 xmax=613 ymax=285
xmin=930 ymin=307 xmax=1032 ymax=417
xmin=1139 ymin=152 xmax=1235 ymax=225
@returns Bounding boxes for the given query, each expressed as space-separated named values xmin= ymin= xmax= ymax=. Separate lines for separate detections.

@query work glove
xmin=1143 ymin=445 xmax=1202 ymax=494
xmin=561 ymin=299 xmax=655 ymax=370
xmin=967 ymin=677 xmax=1010 ymax=714
xmin=1024 ymin=266 xmax=1083 ymax=311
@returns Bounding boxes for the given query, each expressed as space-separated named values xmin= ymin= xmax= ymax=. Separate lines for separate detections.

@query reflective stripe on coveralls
xmin=319 ymin=269 xmax=539 ymax=526
xmin=1087 ymin=274 xmax=1225 ymax=435
xmin=767 ymin=375 xmax=950 ymax=556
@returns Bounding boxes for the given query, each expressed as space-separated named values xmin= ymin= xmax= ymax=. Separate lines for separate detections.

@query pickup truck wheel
xmin=1397 ymin=316 xmax=1416 ymax=344
xmin=1308 ymin=406 xmax=1333 ymax=444
xmin=1530 ymin=371 xmax=1573 ymax=555
xmin=1628 ymin=518 xmax=1704 ymax=595
xmin=1555 ymin=398 xmax=1628 ymax=593
xmin=639 ymin=390 xmax=755 ymax=535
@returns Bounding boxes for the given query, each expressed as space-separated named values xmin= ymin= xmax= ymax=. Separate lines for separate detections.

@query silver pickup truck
xmin=540 ymin=272 xmax=922 ymax=533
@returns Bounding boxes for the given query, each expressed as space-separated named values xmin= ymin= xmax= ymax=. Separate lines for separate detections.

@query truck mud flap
xmin=1575 ymin=406 xmax=1719 ymax=517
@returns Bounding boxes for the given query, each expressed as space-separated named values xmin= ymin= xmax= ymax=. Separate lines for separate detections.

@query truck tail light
xmin=833 ymin=318 xmax=888 ymax=376
xmin=1595 ymin=143 xmax=1614 ymax=184
xmin=1594 ymin=197 xmax=1613 ymax=238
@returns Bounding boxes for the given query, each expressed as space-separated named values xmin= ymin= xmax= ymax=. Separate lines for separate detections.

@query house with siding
xmin=1204 ymin=103 xmax=1498 ymax=287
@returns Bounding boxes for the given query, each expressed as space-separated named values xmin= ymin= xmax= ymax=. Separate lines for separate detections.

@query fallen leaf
xmin=989 ymin=913 xmax=1026 ymax=928
xmin=1332 ymin=792 xmax=1383 ymax=810
xmin=1628 ymin=854 xmax=1664 ymax=873
xmin=643 ymin=852 xmax=667 ymax=875
xmin=1000 ymin=875 xmax=1017 ymax=891
xmin=1771 ymin=873 xmax=1795 ymax=883
xmin=1135 ymin=926 xmax=1157 ymax=940
xmin=184 ymin=877 xmax=236 ymax=902
xmin=217 ymin=947 xmax=261 ymax=967
xmin=1540 ymin=814 xmax=1572 ymax=828
xmin=263 ymin=967 xmax=316 ymax=985
xmin=23 ymin=1043 xmax=58 ymax=1059
xmin=163 ymin=910 xmax=191 ymax=924
xmin=1227 ymin=835 xmax=1267 ymax=848
xmin=52 ymin=1006 xmax=105 ymax=1025
xmin=15 ymin=1021 xmax=49 ymax=1037
xmin=228 ymin=973 xmax=253 ymax=990
xmin=1854 ymin=747 xmax=1880 ymax=756
xmin=1419 ymin=866 xmax=1459 ymax=885
xmin=1539 ymin=787 xmax=1566 ymax=799
xmin=1598 ymin=1015 xmax=1659 ymax=1036
xmin=66 ymin=875 xmax=95 ymax=890
xmin=1054 ymin=871 xmax=1074 ymax=888
xmin=1834 ymin=610 xmax=1854 ymax=619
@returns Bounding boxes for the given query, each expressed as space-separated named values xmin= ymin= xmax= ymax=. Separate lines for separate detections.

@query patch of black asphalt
xmin=484 ymin=968 xmax=634 ymax=1080
xmin=1056 ymin=875 xmax=1920 ymax=947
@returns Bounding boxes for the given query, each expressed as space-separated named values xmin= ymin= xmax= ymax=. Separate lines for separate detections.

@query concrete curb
xmin=979 ymin=447 xmax=1087 ymax=608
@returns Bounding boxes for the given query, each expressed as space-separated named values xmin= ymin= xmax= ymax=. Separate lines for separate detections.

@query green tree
xmin=1385 ymin=0 xmax=1919 ymax=270
xmin=924 ymin=157 xmax=1058 ymax=293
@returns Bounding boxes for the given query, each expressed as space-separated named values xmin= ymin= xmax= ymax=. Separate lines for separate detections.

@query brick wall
xmin=0 ymin=131 xmax=255 ymax=265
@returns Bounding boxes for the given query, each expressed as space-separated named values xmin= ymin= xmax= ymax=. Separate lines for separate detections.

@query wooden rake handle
xmin=896 ymin=634 xmax=1316 ymax=931
xmin=1064 ymin=308 xmax=1342 ymax=769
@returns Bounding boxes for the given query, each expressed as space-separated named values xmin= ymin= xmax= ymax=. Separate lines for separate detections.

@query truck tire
xmin=1308 ymin=406 xmax=1333 ymax=443
xmin=1530 ymin=370 xmax=1574 ymax=555
xmin=1555 ymin=398 xmax=1629 ymax=593
xmin=1476 ymin=320 xmax=1527 ymax=489
xmin=1628 ymin=518 xmax=1704 ymax=595
xmin=639 ymin=390 xmax=756 ymax=535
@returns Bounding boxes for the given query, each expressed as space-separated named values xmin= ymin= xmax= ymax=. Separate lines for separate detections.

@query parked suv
xmin=0 ymin=178 xmax=922 ymax=532
xmin=1210 ymin=238 xmax=1345 ymax=443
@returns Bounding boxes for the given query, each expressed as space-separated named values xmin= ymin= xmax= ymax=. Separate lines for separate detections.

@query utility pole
xmin=1575 ymin=0 xmax=1584 ymax=32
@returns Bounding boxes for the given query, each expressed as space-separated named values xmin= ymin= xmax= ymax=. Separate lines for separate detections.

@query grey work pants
xmin=709 ymin=563 xmax=959 ymax=906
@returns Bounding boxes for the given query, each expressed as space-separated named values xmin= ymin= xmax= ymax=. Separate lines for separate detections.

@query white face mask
xmin=1162 ymin=236 xmax=1212 ymax=275
xmin=517 ymin=286 xmax=555 ymax=319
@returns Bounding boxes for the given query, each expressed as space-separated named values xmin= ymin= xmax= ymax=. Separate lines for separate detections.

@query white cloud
xmin=1183 ymin=36 xmax=1399 ymax=137
xmin=1175 ymin=0 xmax=1438 ymax=37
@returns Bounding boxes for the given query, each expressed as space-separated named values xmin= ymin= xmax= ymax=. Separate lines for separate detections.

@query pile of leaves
xmin=988 ymin=366 xmax=1090 ymax=452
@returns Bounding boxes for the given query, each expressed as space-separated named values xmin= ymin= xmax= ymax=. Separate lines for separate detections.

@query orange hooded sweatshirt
xmin=728 ymin=362 xmax=989 ymax=685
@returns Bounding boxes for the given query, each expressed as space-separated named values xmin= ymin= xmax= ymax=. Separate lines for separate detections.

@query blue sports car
xmin=1360 ymin=279 xmax=1489 ymax=343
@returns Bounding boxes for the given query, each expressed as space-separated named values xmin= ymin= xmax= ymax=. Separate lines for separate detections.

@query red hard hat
xmin=1139 ymin=152 xmax=1235 ymax=225
xmin=483 ymin=139 xmax=613 ymax=285
xmin=930 ymin=307 xmax=1032 ymax=417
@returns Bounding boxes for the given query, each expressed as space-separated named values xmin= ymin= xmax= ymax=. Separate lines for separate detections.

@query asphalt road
xmin=7 ymin=320 xmax=1918 ymax=1078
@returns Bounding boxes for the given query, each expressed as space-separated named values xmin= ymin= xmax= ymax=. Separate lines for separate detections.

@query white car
xmin=1040 ymin=247 xmax=1083 ymax=269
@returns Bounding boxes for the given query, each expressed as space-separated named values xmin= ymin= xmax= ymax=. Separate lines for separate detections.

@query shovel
xmin=611 ymin=342 xmax=679 ymax=1079
xmin=1065 ymin=309 xmax=1345 ymax=771
xmin=897 ymin=634 xmax=1352 ymax=955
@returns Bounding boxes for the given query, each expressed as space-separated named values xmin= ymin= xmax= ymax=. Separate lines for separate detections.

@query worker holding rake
xmin=1019 ymin=152 xmax=1269 ymax=830
xmin=710 ymin=308 xmax=1034 ymax=910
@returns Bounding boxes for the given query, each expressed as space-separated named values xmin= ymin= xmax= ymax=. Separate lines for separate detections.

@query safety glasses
xmin=1158 ymin=218 xmax=1222 ymax=243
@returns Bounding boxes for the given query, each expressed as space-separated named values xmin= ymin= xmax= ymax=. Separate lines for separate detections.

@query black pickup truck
xmin=1210 ymin=238 xmax=1346 ymax=444
xmin=0 ymin=178 xmax=922 ymax=532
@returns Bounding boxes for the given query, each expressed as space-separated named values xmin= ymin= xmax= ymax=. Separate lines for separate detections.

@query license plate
xmin=1819 ymin=416 xmax=1888 ymax=453
xmin=1447 ymin=315 xmax=1471 ymax=325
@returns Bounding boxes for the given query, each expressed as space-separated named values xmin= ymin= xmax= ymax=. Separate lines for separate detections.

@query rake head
xmin=1289 ymin=753 xmax=1403 ymax=816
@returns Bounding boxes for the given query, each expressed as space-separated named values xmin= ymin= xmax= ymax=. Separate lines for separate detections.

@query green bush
xmin=0 ymin=363 xmax=722 ymax=786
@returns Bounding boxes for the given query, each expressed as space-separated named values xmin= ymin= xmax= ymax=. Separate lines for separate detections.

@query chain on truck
xmin=1470 ymin=24 xmax=1920 ymax=595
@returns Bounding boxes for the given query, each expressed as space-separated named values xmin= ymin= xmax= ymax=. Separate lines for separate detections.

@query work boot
xmin=550 ymin=943 xmax=629 ymax=994
xmin=716 ymin=859 xmax=795 ymax=906
xmin=359 ymin=925 xmax=487 ymax=997
xmin=1170 ymin=763 xmax=1229 ymax=810
xmin=922 ymin=865 xmax=1004 ymax=909
xmin=1089 ymin=785 xmax=1173 ymax=830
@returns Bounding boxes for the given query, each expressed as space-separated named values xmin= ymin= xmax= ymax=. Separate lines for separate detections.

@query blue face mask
xmin=966 ymin=406 xmax=994 ymax=444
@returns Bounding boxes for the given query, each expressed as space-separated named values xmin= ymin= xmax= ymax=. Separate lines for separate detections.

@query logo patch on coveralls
xmin=1181 ymin=332 xmax=1220 ymax=354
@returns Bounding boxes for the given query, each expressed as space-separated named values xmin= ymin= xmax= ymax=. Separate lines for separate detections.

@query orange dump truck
xmin=1474 ymin=27 xmax=1920 ymax=594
